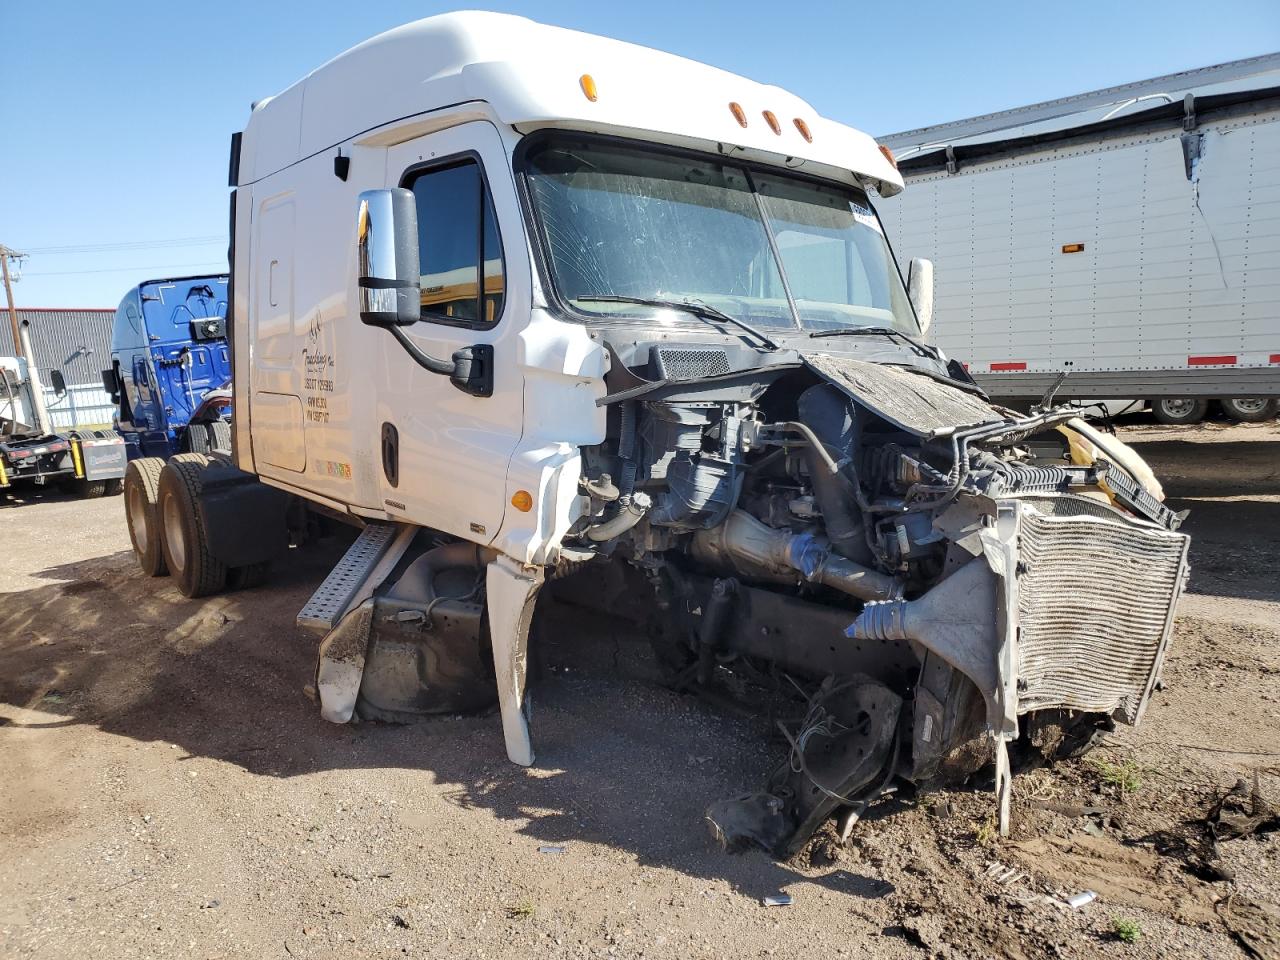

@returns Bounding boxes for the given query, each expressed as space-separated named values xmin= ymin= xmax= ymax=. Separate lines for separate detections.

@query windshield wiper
xmin=809 ymin=325 xmax=939 ymax=359
xmin=576 ymin=295 xmax=780 ymax=351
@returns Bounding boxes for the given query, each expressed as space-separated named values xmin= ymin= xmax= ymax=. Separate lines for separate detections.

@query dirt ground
xmin=1 ymin=418 xmax=1277 ymax=959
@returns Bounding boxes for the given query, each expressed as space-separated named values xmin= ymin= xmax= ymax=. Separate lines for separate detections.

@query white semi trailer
xmin=123 ymin=13 xmax=1190 ymax=853
xmin=879 ymin=54 xmax=1280 ymax=424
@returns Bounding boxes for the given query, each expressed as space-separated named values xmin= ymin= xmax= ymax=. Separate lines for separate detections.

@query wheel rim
xmin=127 ymin=483 xmax=149 ymax=549
xmin=1230 ymin=398 xmax=1267 ymax=414
xmin=1161 ymin=399 xmax=1196 ymax=417
xmin=162 ymin=492 xmax=186 ymax=573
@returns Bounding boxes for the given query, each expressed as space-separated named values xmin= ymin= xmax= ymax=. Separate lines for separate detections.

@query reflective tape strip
xmin=990 ymin=361 xmax=1027 ymax=372
xmin=1270 ymin=354 xmax=1280 ymax=364
xmin=0 ymin=457 xmax=8 ymax=487
xmin=70 ymin=438 xmax=85 ymax=478
xmin=1188 ymin=355 xmax=1237 ymax=366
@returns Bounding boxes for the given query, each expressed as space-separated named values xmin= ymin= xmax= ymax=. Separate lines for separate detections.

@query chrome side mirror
xmin=907 ymin=257 xmax=934 ymax=336
xmin=356 ymin=188 xmax=421 ymax=326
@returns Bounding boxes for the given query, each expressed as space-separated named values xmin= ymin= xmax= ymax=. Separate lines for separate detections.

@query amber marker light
xmin=793 ymin=118 xmax=813 ymax=142
xmin=878 ymin=144 xmax=898 ymax=169
xmin=511 ymin=490 xmax=534 ymax=512
xmin=579 ymin=74 xmax=598 ymax=102
xmin=763 ymin=110 xmax=782 ymax=135
xmin=729 ymin=102 xmax=748 ymax=127
xmin=1062 ymin=243 xmax=1085 ymax=254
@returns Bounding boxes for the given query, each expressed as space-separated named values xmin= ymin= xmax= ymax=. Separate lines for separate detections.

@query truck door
xmin=380 ymin=121 xmax=527 ymax=542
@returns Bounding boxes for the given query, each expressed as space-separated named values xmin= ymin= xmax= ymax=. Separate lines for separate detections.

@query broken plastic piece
xmin=1067 ymin=890 xmax=1097 ymax=909
xmin=537 ymin=845 xmax=567 ymax=855
xmin=762 ymin=894 xmax=792 ymax=907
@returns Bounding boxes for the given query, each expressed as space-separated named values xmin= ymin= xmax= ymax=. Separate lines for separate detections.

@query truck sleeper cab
xmin=106 ymin=274 xmax=233 ymax=461
xmin=127 ymin=13 xmax=1190 ymax=857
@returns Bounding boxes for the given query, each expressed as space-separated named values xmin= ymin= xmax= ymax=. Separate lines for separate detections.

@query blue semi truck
xmin=103 ymin=274 xmax=233 ymax=460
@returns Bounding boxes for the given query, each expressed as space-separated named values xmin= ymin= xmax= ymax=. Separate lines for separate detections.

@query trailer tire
xmin=158 ymin=453 xmax=227 ymax=598
xmin=1152 ymin=398 xmax=1208 ymax=425
xmin=104 ymin=478 xmax=123 ymax=497
xmin=125 ymin=458 xmax=168 ymax=577
xmin=1220 ymin=397 xmax=1278 ymax=423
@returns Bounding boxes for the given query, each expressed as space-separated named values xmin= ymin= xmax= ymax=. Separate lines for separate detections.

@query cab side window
xmin=405 ymin=159 xmax=506 ymax=327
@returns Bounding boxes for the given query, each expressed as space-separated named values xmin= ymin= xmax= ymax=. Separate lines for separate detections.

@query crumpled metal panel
xmin=804 ymin=353 xmax=1001 ymax=435
xmin=1014 ymin=504 xmax=1189 ymax=724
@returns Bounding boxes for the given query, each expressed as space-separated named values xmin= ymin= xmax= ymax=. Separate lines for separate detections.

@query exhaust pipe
xmin=692 ymin=510 xmax=901 ymax=602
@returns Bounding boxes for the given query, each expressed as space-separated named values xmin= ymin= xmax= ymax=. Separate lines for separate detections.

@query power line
xmin=22 ymin=260 xmax=227 ymax=278
xmin=22 ymin=236 xmax=225 ymax=255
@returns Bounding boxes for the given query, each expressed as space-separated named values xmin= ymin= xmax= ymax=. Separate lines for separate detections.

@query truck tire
xmin=227 ymin=562 xmax=270 ymax=590
xmin=124 ymin=458 xmax=168 ymax=577
xmin=104 ymin=478 xmax=123 ymax=496
xmin=186 ymin=424 xmax=212 ymax=455
xmin=1220 ymin=397 xmax=1278 ymax=423
xmin=158 ymin=453 xmax=227 ymax=598
xmin=1152 ymin=398 xmax=1208 ymax=425
xmin=207 ymin=420 xmax=232 ymax=453
xmin=75 ymin=479 xmax=109 ymax=498
xmin=187 ymin=421 xmax=231 ymax=454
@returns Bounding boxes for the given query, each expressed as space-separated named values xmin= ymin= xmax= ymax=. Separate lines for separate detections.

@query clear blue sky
xmin=3 ymin=0 xmax=1277 ymax=307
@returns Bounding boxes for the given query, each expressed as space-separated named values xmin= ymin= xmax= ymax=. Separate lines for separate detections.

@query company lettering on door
xmin=302 ymin=311 xmax=335 ymax=424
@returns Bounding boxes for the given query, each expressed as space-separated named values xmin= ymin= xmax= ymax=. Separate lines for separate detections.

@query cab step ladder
xmin=297 ymin=522 xmax=415 ymax=633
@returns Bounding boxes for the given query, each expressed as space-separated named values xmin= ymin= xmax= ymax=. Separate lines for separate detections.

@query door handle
xmin=381 ymin=421 xmax=399 ymax=488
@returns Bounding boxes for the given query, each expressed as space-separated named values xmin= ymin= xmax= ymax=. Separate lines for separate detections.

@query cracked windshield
xmin=525 ymin=136 xmax=917 ymax=334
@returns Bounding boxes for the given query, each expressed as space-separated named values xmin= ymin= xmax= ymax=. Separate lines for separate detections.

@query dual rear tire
xmin=124 ymin=454 xmax=267 ymax=598
xmin=1151 ymin=397 xmax=1278 ymax=425
xmin=1221 ymin=397 xmax=1278 ymax=423
xmin=158 ymin=454 xmax=227 ymax=598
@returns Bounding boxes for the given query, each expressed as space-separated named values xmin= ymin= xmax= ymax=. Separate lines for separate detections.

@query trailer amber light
xmin=1062 ymin=243 xmax=1085 ymax=254
xmin=878 ymin=144 xmax=898 ymax=169
xmin=763 ymin=110 xmax=781 ymax=135
xmin=793 ymin=118 xmax=812 ymax=142
xmin=511 ymin=490 xmax=534 ymax=512
xmin=729 ymin=102 xmax=748 ymax=127
xmin=579 ymin=74 xmax=598 ymax=102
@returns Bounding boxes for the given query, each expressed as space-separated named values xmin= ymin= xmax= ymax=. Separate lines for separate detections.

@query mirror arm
xmin=387 ymin=324 xmax=454 ymax=376
xmin=386 ymin=325 xmax=494 ymax=398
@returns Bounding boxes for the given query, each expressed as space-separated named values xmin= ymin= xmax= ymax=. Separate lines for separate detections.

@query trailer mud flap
xmin=75 ymin=435 xmax=127 ymax=480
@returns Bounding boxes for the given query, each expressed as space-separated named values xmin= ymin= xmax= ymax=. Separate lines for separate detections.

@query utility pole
xmin=0 ymin=244 xmax=23 ymax=356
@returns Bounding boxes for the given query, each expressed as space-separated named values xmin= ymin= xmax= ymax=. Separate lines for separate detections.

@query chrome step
xmin=297 ymin=522 xmax=400 ymax=632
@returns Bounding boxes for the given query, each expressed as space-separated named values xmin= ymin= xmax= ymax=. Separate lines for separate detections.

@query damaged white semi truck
xmin=123 ymin=12 xmax=1190 ymax=856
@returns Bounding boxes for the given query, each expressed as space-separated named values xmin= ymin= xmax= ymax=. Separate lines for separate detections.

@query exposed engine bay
xmin=315 ymin=337 xmax=1190 ymax=860
xmin=557 ymin=341 xmax=1190 ymax=857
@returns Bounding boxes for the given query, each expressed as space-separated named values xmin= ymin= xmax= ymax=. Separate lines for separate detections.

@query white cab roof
xmin=238 ymin=11 xmax=902 ymax=196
